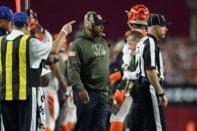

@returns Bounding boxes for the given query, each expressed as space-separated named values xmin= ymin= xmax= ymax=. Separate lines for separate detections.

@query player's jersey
xmin=122 ymin=42 xmax=140 ymax=80
xmin=42 ymin=30 xmax=53 ymax=43
xmin=122 ymin=44 xmax=132 ymax=67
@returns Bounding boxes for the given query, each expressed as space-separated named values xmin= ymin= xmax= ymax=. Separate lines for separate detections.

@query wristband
xmin=61 ymin=29 xmax=68 ymax=35
xmin=157 ymin=93 xmax=165 ymax=97
xmin=64 ymin=91 xmax=70 ymax=96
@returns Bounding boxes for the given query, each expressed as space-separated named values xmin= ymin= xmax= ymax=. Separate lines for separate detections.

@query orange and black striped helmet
xmin=127 ymin=4 xmax=150 ymax=26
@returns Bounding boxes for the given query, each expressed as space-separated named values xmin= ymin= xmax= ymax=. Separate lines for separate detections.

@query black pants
xmin=129 ymin=81 xmax=166 ymax=131
xmin=73 ymin=91 xmax=108 ymax=131
xmin=0 ymin=95 xmax=33 ymax=131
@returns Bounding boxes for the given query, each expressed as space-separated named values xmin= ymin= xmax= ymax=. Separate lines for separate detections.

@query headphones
xmin=84 ymin=11 xmax=96 ymax=30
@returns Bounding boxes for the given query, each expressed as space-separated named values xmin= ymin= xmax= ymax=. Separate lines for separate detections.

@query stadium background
xmin=1 ymin=0 xmax=197 ymax=131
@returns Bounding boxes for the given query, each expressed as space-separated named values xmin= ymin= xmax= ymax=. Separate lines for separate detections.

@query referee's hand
xmin=159 ymin=94 xmax=168 ymax=108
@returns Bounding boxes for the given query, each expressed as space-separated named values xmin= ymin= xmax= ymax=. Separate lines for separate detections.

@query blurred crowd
xmin=161 ymin=37 xmax=197 ymax=84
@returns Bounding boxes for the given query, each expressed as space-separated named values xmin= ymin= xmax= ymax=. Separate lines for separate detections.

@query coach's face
xmin=92 ymin=24 xmax=104 ymax=36
xmin=157 ymin=26 xmax=168 ymax=39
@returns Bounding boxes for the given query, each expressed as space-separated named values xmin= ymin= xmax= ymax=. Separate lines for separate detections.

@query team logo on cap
xmin=97 ymin=14 xmax=102 ymax=20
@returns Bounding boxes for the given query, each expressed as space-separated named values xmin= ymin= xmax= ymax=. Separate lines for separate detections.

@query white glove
xmin=123 ymin=71 xmax=138 ymax=80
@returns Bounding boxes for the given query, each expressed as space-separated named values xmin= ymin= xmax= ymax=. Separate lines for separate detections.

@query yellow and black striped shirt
xmin=0 ymin=35 xmax=42 ymax=100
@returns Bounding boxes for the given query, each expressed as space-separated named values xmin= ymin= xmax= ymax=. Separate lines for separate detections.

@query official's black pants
xmin=129 ymin=81 xmax=166 ymax=131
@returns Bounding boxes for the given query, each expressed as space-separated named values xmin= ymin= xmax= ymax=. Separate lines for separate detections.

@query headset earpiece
xmin=84 ymin=11 xmax=96 ymax=30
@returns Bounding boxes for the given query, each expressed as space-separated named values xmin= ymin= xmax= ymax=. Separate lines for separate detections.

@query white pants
xmin=110 ymin=95 xmax=133 ymax=122
xmin=43 ymin=88 xmax=59 ymax=130
xmin=59 ymin=87 xmax=77 ymax=127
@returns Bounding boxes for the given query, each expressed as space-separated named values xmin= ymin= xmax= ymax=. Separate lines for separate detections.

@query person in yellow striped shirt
xmin=0 ymin=12 xmax=75 ymax=131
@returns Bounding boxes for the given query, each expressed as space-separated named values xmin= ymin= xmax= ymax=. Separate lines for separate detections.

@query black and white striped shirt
xmin=138 ymin=34 xmax=164 ymax=80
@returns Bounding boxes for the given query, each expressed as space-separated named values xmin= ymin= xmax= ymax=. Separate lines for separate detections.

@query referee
xmin=130 ymin=14 xmax=168 ymax=131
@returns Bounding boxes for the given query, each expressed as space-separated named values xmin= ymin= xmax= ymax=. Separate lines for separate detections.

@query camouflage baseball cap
xmin=84 ymin=11 xmax=108 ymax=26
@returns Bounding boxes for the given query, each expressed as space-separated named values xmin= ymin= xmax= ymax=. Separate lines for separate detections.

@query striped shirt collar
xmin=148 ymin=33 xmax=159 ymax=43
